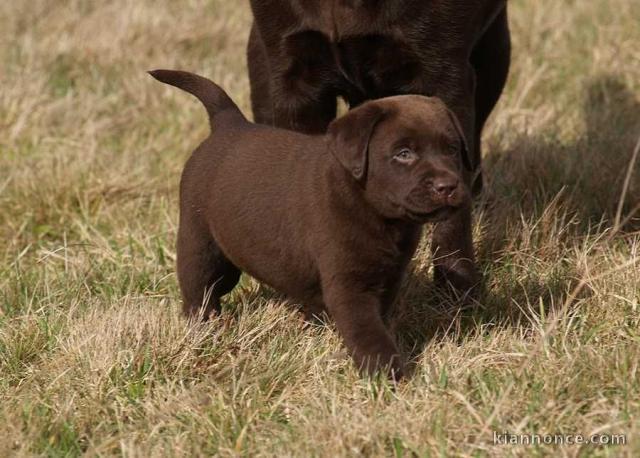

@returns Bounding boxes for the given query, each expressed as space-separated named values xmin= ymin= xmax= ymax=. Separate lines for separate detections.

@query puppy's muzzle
xmin=429 ymin=177 xmax=459 ymax=200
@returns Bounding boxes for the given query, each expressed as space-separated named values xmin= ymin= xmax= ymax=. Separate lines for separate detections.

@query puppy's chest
xmin=356 ymin=226 xmax=421 ymax=277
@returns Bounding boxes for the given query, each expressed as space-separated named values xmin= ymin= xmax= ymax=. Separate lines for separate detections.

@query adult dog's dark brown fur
xmin=150 ymin=69 xmax=471 ymax=379
xmin=247 ymin=0 xmax=511 ymax=293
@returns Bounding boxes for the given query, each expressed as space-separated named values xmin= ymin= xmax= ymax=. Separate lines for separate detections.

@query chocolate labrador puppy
xmin=149 ymin=69 xmax=471 ymax=379
xmin=247 ymin=0 xmax=511 ymax=293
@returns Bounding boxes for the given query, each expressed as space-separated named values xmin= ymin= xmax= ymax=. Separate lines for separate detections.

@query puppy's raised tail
xmin=148 ymin=69 xmax=244 ymax=127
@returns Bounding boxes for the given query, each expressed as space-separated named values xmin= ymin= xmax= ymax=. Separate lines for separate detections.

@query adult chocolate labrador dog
xmin=247 ymin=0 xmax=511 ymax=293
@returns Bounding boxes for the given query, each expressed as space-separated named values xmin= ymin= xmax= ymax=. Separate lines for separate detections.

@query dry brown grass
xmin=1 ymin=0 xmax=639 ymax=456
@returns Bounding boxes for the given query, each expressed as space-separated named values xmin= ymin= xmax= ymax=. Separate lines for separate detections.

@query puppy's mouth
xmin=404 ymin=205 xmax=457 ymax=223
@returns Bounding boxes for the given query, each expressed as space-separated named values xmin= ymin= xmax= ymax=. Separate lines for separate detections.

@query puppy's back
xmin=151 ymin=70 xmax=325 ymax=296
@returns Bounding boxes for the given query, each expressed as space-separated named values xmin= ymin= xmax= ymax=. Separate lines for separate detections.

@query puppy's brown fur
xmin=150 ymin=69 xmax=471 ymax=379
xmin=247 ymin=0 xmax=511 ymax=292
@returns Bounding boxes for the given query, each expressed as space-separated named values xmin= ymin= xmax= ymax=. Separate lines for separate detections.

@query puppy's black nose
xmin=432 ymin=178 xmax=458 ymax=197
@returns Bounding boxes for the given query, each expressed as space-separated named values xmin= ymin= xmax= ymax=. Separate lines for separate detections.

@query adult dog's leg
xmin=248 ymin=27 xmax=338 ymax=134
xmin=432 ymin=200 xmax=478 ymax=295
xmin=431 ymin=67 xmax=480 ymax=296
xmin=470 ymin=6 xmax=511 ymax=194
xmin=431 ymin=8 xmax=510 ymax=293
xmin=247 ymin=23 xmax=274 ymax=125
xmin=271 ymin=92 xmax=338 ymax=134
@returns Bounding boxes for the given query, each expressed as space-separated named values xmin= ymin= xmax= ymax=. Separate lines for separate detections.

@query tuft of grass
xmin=1 ymin=0 xmax=639 ymax=455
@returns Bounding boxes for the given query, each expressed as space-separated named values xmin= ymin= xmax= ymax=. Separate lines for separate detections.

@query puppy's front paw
xmin=356 ymin=352 xmax=405 ymax=382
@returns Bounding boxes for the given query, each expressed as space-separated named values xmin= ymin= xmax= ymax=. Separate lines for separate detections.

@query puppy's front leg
xmin=324 ymin=286 xmax=404 ymax=380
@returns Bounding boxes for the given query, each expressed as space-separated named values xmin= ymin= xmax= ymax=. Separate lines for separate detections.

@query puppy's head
xmin=328 ymin=95 xmax=472 ymax=223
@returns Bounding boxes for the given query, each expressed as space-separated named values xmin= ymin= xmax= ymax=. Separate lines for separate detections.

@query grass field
xmin=1 ymin=0 xmax=639 ymax=456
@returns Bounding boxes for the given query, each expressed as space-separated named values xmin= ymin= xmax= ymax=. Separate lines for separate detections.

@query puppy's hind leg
xmin=177 ymin=227 xmax=241 ymax=321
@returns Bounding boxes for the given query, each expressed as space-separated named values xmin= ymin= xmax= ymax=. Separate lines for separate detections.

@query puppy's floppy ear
xmin=445 ymin=108 xmax=473 ymax=171
xmin=327 ymin=103 xmax=385 ymax=181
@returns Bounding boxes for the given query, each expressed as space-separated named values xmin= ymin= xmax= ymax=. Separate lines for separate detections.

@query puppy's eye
xmin=444 ymin=143 xmax=458 ymax=156
xmin=393 ymin=148 xmax=417 ymax=164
